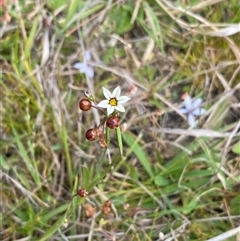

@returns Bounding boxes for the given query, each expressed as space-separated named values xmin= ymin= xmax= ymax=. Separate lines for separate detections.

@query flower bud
xmin=84 ymin=90 xmax=94 ymax=101
xmin=79 ymin=99 xmax=91 ymax=111
xmin=85 ymin=128 xmax=98 ymax=141
xmin=78 ymin=188 xmax=88 ymax=197
xmin=106 ymin=116 xmax=120 ymax=129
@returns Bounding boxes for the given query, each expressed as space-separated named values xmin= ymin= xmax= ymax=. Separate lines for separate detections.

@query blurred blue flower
xmin=73 ymin=51 xmax=94 ymax=78
xmin=179 ymin=95 xmax=206 ymax=127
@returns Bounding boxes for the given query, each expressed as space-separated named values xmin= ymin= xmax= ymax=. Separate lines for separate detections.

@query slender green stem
xmin=116 ymin=126 xmax=123 ymax=156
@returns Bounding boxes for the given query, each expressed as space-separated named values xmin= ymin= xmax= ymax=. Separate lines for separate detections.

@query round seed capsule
xmin=85 ymin=128 xmax=98 ymax=141
xmin=79 ymin=99 xmax=91 ymax=111
xmin=106 ymin=116 xmax=120 ymax=129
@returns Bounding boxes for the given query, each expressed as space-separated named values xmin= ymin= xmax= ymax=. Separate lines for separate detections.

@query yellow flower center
xmin=109 ymin=98 xmax=117 ymax=106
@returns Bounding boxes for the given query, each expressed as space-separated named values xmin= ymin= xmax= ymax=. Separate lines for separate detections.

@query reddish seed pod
xmin=106 ymin=116 xmax=120 ymax=129
xmin=79 ymin=99 xmax=92 ymax=111
xmin=85 ymin=128 xmax=98 ymax=141
xmin=78 ymin=188 xmax=88 ymax=198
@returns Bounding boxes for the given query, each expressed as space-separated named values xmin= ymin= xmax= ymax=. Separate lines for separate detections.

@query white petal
xmin=113 ymin=86 xmax=121 ymax=98
xmin=179 ymin=108 xmax=188 ymax=114
xmin=192 ymin=108 xmax=206 ymax=116
xmin=85 ymin=66 xmax=94 ymax=78
xmin=84 ymin=51 xmax=91 ymax=61
xmin=191 ymin=98 xmax=202 ymax=110
xmin=97 ymin=100 xmax=109 ymax=108
xmin=188 ymin=113 xmax=196 ymax=127
xmin=115 ymin=104 xmax=125 ymax=112
xmin=184 ymin=96 xmax=192 ymax=111
xmin=73 ymin=62 xmax=85 ymax=70
xmin=102 ymin=87 xmax=111 ymax=100
xmin=118 ymin=96 xmax=131 ymax=104
xmin=107 ymin=105 xmax=115 ymax=115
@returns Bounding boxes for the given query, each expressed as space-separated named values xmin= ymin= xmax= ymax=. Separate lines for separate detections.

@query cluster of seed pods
xmin=79 ymin=92 xmax=120 ymax=146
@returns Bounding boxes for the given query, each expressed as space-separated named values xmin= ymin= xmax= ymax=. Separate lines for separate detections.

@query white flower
xmin=73 ymin=51 xmax=94 ymax=78
xmin=97 ymin=86 xmax=131 ymax=115
xmin=179 ymin=95 xmax=206 ymax=127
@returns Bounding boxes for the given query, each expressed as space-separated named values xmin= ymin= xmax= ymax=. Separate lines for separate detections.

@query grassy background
xmin=1 ymin=0 xmax=240 ymax=240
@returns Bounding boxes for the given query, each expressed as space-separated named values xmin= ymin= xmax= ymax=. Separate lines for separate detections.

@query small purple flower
xmin=73 ymin=51 xmax=94 ymax=78
xmin=179 ymin=95 xmax=206 ymax=127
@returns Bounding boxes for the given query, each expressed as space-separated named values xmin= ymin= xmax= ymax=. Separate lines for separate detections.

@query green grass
xmin=1 ymin=0 xmax=240 ymax=240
